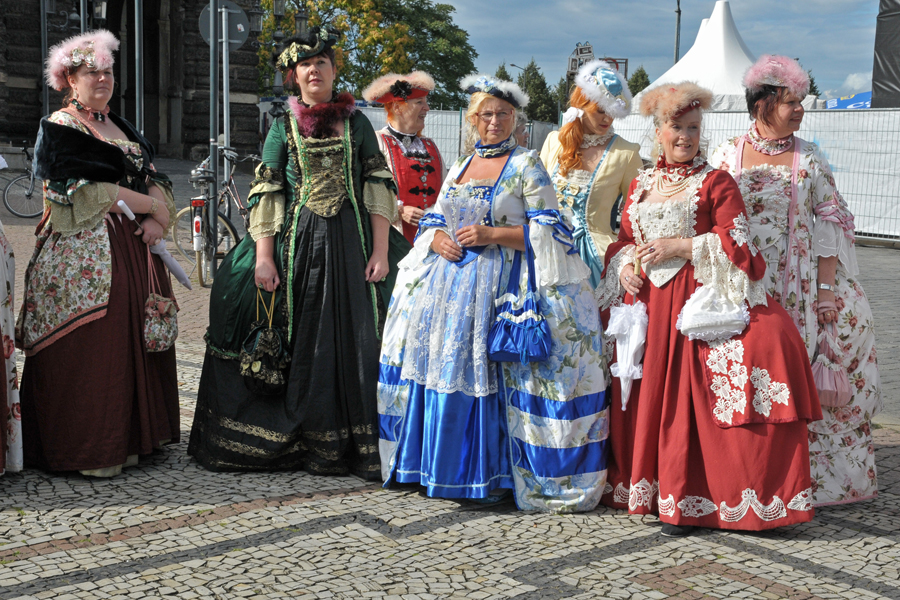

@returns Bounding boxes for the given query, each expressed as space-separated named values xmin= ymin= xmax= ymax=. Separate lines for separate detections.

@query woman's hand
xmin=138 ymin=217 xmax=165 ymax=245
xmin=255 ymin=256 xmax=280 ymax=292
xmin=817 ymin=288 xmax=838 ymax=324
xmin=635 ymin=238 xmax=692 ymax=266
xmin=620 ymin=265 xmax=643 ymax=297
xmin=151 ymin=201 xmax=170 ymax=231
xmin=456 ymin=225 xmax=494 ymax=247
xmin=399 ymin=205 xmax=425 ymax=226
xmin=432 ymin=230 xmax=463 ymax=262
xmin=365 ymin=251 xmax=389 ymax=283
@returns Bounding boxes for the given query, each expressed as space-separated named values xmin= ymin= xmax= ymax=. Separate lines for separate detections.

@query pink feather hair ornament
xmin=45 ymin=29 xmax=119 ymax=92
xmin=743 ymin=55 xmax=810 ymax=99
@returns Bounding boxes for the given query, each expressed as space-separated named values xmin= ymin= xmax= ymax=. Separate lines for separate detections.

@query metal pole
xmin=135 ymin=0 xmax=144 ymax=133
xmin=80 ymin=0 xmax=88 ymax=32
xmin=221 ymin=5 xmax=231 ymax=219
xmin=41 ymin=0 xmax=50 ymax=117
xmin=209 ymin=0 xmax=220 ymax=276
xmin=674 ymin=0 xmax=682 ymax=64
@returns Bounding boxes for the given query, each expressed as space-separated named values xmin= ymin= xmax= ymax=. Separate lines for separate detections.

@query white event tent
xmin=634 ymin=0 xmax=755 ymax=111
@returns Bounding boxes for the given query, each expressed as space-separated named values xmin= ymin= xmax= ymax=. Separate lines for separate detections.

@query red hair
xmin=557 ymin=87 xmax=601 ymax=177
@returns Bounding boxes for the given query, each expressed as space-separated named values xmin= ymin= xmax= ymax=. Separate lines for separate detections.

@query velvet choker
xmin=746 ymin=122 xmax=794 ymax=156
xmin=474 ymin=135 xmax=518 ymax=158
xmin=70 ymin=98 xmax=110 ymax=122
xmin=287 ymin=92 xmax=357 ymax=139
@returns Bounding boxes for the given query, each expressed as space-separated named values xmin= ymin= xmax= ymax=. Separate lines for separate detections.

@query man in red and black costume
xmin=363 ymin=72 xmax=446 ymax=244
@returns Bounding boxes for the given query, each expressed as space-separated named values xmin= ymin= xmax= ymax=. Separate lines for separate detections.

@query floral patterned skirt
xmin=19 ymin=217 xmax=179 ymax=472
xmin=379 ymin=244 xmax=609 ymax=512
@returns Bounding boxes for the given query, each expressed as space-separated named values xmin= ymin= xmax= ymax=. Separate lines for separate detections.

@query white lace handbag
xmin=676 ymin=285 xmax=749 ymax=342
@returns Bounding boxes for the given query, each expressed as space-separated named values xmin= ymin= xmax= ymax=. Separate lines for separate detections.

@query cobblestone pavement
xmin=1 ymin=164 xmax=899 ymax=598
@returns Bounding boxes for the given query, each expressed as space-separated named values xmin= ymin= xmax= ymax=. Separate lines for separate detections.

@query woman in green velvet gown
xmin=188 ymin=26 xmax=409 ymax=478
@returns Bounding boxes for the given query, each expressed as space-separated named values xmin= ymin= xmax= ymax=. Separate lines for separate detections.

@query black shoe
xmin=660 ymin=523 xmax=696 ymax=537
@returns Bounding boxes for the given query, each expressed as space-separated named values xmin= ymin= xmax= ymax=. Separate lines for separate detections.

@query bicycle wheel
xmin=171 ymin=206 xmax=196 ymax=264
xmin=3 ymin=173 xmax=43 ymax=218
xmin=197 ymin=213 xmax=240 ymax=288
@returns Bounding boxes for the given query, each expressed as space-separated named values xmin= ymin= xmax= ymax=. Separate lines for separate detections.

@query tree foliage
xmin=495 ymin=62 xmax=512 ymax=82
xmin=378 ymin=1 xmax=478 ymax=109
xmin=552 ymin=76 xmax=569 ymax=116
xmin=515 ymin=59 xmax=556 ymax=123
xmin=628 ymin=66 xmax=651 ymax=96
xmin=807 ymin=70 xmax=820 ymax=97
xmin=255 ymin=0 xmax=476 ymax=107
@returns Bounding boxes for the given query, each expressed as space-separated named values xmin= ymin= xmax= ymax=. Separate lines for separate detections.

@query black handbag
xmin=239 ymin=288 xmax=291 ymax=396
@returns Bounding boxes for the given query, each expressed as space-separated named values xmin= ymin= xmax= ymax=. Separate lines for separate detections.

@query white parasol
xmin=117 ymin=201 xmax=192 ymax=290
xmin=605 ymin=258 xmax=648 ymax=410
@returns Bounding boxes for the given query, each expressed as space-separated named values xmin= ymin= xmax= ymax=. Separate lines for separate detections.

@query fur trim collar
xmin=287 ymin=93 xmax=357 ymax=138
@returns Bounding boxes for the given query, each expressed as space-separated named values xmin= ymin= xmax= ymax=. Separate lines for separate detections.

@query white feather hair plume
xmin=574 ymin=59 xmax=632 ymax=119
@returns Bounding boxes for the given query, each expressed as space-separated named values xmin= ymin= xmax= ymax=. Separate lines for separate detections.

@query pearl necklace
xmin=655 ymin=170 xmax=695 ymax=198
xmin=747 ymin=122 xmax=793 ymax=156
xmin=581 ymin=127 xmax=614 ymax=149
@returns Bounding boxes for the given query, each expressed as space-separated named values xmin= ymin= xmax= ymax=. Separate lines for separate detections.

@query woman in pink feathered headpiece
xmin=20 ymin=29 xmax=182 ymax=477
xmin=710 ymin=53 xmax=883 ymax=509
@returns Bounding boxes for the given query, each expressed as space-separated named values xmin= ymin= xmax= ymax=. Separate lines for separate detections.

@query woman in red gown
xmin=596 ymin=82 xmax=821 ymax=535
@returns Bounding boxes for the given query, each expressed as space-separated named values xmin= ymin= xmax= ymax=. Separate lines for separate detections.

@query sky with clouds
xmin=443 ymin=0 xmax=878 ymax=100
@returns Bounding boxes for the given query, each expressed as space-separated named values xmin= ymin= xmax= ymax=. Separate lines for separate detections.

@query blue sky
xmin=445 ymin=0 xmax=878 ymax=99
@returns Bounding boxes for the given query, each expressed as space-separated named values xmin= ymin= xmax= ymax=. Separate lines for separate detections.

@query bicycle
xmin=172 ymin=147 xmax=256 ymax=287
xmin=2 ymin=147 xmax=43 ymax=218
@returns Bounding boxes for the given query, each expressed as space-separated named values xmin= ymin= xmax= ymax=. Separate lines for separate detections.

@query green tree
xmin=256 ymin=0 xmax=414 ymax=96
xmin=495 ymin=62 xmax=512 ymax=82
xmin=552 ymin=76 xmax=569 ymax=115
xmin=628 ymin=65 xmax=651 ymax=96
xmin=807 ymin=70 xmax=820 ymax=97
xmin=379 ymin=0 xmax=478 ymax=109
xmin=515 ymin=58 xmax=555 ymax=122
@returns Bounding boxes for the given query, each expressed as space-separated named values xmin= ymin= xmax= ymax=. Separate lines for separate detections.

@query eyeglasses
xmin=477 ymin=111 xmax=513 ymax=123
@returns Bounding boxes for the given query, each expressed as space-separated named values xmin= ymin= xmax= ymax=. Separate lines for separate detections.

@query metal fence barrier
xmin=614 ymin=109 xmax=900 ymax=242
xmin=266 ymin=104 xmax=899 ymax=241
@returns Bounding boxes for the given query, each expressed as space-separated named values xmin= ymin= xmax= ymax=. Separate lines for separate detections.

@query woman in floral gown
xmin=17 ymin=30 xmax=179 ymax=476
xmin=0 ymin=221 xmax=21 ymax=476
xmin=711 ymin=55 xmax=881 ymax=505
xmin=598 ymin=82 xmax=821 ymax=534
xmin=378 ymin=75 xmax=608 ymax=512
xmin=540 ymin=60 xmax=643 ymax=290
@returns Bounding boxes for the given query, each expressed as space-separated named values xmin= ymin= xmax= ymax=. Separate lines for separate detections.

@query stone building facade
xmin=0 ymin=0 xmax=261 ymax=159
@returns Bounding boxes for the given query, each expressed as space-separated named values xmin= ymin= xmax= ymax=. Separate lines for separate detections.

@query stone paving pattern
xmin=1 ymin=159 xmax=898 ymax=599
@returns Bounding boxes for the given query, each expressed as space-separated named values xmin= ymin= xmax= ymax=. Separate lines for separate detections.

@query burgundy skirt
xmin=20 ymin=217 xmax=180 ymax=472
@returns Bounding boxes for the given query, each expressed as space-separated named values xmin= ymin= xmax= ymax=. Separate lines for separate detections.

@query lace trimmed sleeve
xmin=247 ymin=164 xmax=285 ymax=241
xmin=518 ymin=151 xmax=590 ymax=286
xmin=596 ymin=244 xmax=636 ymax=310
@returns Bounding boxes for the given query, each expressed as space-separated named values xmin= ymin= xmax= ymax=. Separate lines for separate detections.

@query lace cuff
xmin=813 ymin=219 xmax=859 ymax=276
xmin=529 ymin=222 xmax=590 ymax=287
xmin=248 ymin=192 xmax=285 ymax=241
xmin=49 ymin=181 xmax=116 ymax=236
xmin=692 ymin=232 xmax=767 ymax=308
xmin=247 ymin=165 xmax=285 ymax=210
xmin=596 ymin=245 xmax=635 ymax=310
xmin=363 ymin=179 xmax=399 ymax=223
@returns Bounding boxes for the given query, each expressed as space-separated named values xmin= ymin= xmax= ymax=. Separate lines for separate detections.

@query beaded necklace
xmin=747 ymin=122 xmax=793 ymax=156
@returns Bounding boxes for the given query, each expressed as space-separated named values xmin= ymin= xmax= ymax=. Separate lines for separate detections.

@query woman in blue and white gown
xmin=377 ymin=75 xmax=608 ymax=512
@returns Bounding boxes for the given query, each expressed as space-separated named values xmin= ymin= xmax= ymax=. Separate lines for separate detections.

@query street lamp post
xmin=674 ymin=0 xmax=682 ymax=64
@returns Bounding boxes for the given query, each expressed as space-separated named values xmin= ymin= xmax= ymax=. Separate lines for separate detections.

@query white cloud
xmin=823 ymin=71 xmax=873 ymax=99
